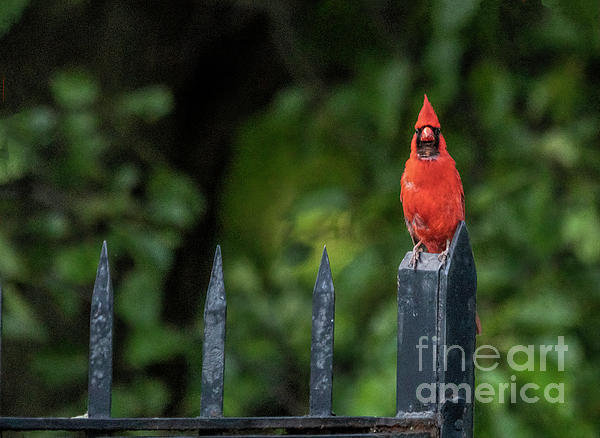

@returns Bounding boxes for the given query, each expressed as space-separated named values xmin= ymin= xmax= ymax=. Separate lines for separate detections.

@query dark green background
xmin=0 ymin=1 xmax=598 ymax=436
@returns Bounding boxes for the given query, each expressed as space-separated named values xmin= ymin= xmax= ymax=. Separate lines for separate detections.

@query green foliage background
xmin=1 ymin=1 xmax=599 ymax=437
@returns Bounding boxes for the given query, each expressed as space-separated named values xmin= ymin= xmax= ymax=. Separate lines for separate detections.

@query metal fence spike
xmin=201 ymin=245 xmax=227 ymax=417
xmin=87 ymin=240 xmax=114 ymax=418
xmin=309 ymin=246 xmax=335 ymax=416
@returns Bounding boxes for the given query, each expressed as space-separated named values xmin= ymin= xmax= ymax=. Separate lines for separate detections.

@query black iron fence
xmin=0 ymin=222 xmax=477 ymax=438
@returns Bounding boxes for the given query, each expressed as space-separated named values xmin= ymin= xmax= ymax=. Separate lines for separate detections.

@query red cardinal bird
xmin=400 ymin=95 xmax=481 ymax=333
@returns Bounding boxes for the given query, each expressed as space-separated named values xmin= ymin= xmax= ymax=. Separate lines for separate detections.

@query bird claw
xmin=409 ymin=252 xmax=420 ymax=270
xmin=437 ymin=250 xmax=448 ymax=266
xmin=437 ymin=240 xmax=451 ymax=267
xmin=409 ymin=241 xmax=424 ymax=270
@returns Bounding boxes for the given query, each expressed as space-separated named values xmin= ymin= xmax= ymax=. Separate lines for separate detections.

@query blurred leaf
xmin=562 ymin=208 xmax=600 ymax=262
xmin=528 ymin=61 xmax=583 ymax=123
xmin=32 ymin=351 xmax=87 ymax=387
xmin=117 ymin=270 xmax=162 ymax=327
xmin=539 ymin=130 xmax=579 ymax=167
xmin=425 ymin=38 xmax=462 ymax=103
xmin=124 ymin=325 xmax=189 ymax=368
xmin=119 ymin=85 xmax=174 ymax=122
xmin=51 ymin=70 xmax=99 ymax=109
xmin=147 ymin=166 xmax=204 ymax=228
xmin=111 ymin=164 xmax=141 ymax=192
xmin=434 ymin=0 xmax=482 ymax=35
xmin=0 ymin=123 xmax=30 ymax=183
xmin=503 ymin=290 xmax=577 ymax=329
xmin=0 ymin=232 xmax=23 ymax=278
xmin=3 ymin=284 xmax=48 ymax=341
xmin=112 ymin=378 xmax=169 ymax=416
xmin=469 ymin=61 xmax=515 ymax=128
xmin=27 ymin=211 xmax=69 ymax=239
xmin=114 ymin=225 xmax=177 ymax=271
xmin=0 ymin=0 xmax=29 ymax=38
xmin=55 ymin=243 xmax=102 ymax=285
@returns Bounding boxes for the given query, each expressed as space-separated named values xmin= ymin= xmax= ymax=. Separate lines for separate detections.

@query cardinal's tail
xmin=476 ymin=312 xmax=482 ymax=335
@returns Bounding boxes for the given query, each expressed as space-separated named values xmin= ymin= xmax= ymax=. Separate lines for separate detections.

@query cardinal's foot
xmin=409 ymin=251 xmax=420 ymax=270
xmin=437 ymin=240 xmax=451 ymax=267
xmin=409 ymin=241 xmax=424 ymax=270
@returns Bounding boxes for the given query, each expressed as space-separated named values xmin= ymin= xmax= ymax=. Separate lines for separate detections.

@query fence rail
xmin=0 ymin=222 xmax=477 ymax=438
xmin=0 ymin=415 xmax=437 ymax=433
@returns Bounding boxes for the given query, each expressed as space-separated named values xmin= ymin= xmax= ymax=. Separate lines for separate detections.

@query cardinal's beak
xmin=420 ymin=126 xmax=435 ymax=142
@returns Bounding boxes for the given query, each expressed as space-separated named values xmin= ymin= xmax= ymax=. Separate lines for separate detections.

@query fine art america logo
xmin=415 ymin=336 xmax=567 ymax=404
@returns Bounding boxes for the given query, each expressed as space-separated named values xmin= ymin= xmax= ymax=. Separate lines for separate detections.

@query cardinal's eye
xmin=415 ymin=128 xmax=420 ymax=135
xmin=434 ymin=128 xmax=440 ymax=135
